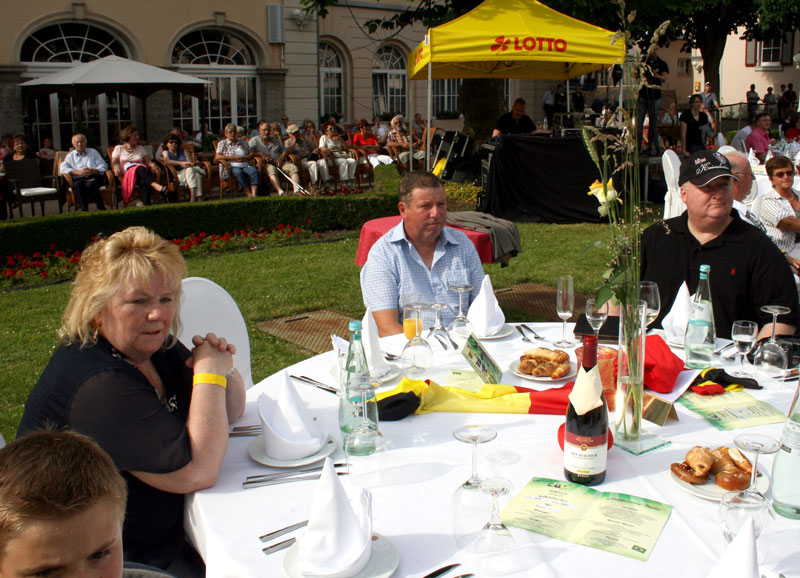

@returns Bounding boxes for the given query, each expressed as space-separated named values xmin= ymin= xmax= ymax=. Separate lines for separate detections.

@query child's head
xmin=0 ymin=430 xmax=127 ymax=578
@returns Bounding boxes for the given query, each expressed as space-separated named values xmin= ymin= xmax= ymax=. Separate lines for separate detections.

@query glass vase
xmin=615 ymin=300 xmax=647 ymax=441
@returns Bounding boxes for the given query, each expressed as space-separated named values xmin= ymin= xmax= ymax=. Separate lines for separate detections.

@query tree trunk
xmin=459 ymin=79 xmax=506 ymax=142
xmin=695 ymin=28 xmax=726 ymax=101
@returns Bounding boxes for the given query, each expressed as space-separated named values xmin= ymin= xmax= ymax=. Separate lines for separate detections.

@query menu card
xmin=678 ymin=390 xmax=785 ymax=430
xmin=502 ymin=477 xmax=672 ymax=561
xmin=461 ymin=333 xmax=503 ymax=384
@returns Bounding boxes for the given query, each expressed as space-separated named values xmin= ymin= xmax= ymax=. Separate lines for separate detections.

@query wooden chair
xmin=106 ymin=145 xmax=162 ymax=207
xmin=3 ymin=158 xmax=60 ymax=217
xmin=55 ymin=151 xmax=115 ymax=211
xmin=351 ymin=148 xmax=373 ymax=187
xmin=213 ymin=140 xmax=259 ymax=198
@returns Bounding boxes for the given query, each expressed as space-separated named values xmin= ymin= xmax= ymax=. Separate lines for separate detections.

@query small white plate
xmin=668 ymin=467 xmax=769 ymax=501
xmin=475 ymin=323 xmax=515 ymax=340
xmin=283 ymin=533 xmax=399 ymax=578
xmin=248 ymin=434 xmax=336 ymax=468
xmin=510 ymin=359 xmax=577 ymax=382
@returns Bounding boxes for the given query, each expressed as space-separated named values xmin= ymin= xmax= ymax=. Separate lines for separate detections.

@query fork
xmin=521 ymin=324 xmax=548 ymax=341
xmin=516 ymin=326 xmax=533 ymax=343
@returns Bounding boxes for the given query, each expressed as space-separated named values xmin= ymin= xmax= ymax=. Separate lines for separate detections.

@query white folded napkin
xmin=661 ymin=282 xmax=691 ymax=343
xmin=299 ymin=458 xmax=373 ymax=577
xmin=361 ymin=308 xmax=392 ymax=377
xmin=466 ymin=274 xmax=505 ymax=337
xmin=258 ymin=373 xmax=326 ymax=461
xmin=747 ymin=148 xmax=758 ymax=166
xmin=331 ymin=334 xmax=349 ymax=353
xmin=568 ymin=365 xmax=604 ymax=414
xmin=707 ymin=516 xmax=759 ymax=578
xmin=765 ymin=149 xmax=774 ymax=162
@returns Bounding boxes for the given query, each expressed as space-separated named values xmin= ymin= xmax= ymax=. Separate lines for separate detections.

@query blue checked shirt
xmin=360 ymin=221 xmax=485 ymax=328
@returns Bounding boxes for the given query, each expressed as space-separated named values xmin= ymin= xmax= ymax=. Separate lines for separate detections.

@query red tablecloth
xmin=355 ymin=215 xmax=494 ymax=266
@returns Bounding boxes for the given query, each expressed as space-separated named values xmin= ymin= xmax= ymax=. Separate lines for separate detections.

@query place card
xmin=461 ymin=333 xmax=503 ymax=384
xmin=678 ymin=390 xmax=786 ymax=430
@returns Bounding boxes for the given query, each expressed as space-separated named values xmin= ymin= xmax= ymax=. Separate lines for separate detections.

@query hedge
xmin=0 ymin=192 xmax=398 ymax=256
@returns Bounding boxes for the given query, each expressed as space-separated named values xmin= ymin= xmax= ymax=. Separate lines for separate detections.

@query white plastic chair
xmin=717 ymin=145 xmax=737 ymax=155
xmin=662 ymin=149 xmax=685 ymax=219
xmin=716 ymin=132 xmax=727 ymax=147
xmin=750 ymin=194 xmax=765 ymax=223
xmin=178 ymin=277 xmax=254 ymax=389
xmin=0 ymin=433 xmax=5 ymax=449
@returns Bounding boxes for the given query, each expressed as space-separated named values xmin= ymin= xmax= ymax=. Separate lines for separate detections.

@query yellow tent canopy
xmin=408 ymin=0 xmax=624 ymax=81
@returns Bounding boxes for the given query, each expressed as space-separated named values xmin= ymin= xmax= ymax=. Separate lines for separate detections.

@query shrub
xmin=444 ymin=182 xmax=481 ymax=206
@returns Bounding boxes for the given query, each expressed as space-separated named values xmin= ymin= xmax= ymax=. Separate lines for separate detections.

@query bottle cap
xmin=700 ymin=264 xmax=710 ymax=273
xmin=348 ymin=320 xmax=362 ymax=331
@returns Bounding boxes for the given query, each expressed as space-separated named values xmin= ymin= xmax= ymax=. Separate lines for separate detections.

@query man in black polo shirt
xmin=642 ymin=150 xmax=799 ymax=339
xmin=492 ymin=98 xmax=535 ymax=137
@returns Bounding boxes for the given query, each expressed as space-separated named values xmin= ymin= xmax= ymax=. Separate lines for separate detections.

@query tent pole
xmin=426 ymin=62 xmax=432 ymax=172
xmin=566 ymin=78 xmax=570 ymax=113
xmin=409 ymin=75 xmax=414 ymax=174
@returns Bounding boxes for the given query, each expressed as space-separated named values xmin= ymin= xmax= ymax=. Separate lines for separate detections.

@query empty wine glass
xmin=719 ymin=490 xmax=770 ymax=543
xmin=735 ymin=433 xmax=780 ymax=497
xmin=639 ymin=281 xmax=661 ymax=329
xmin=448 ymin=284 xmax=474 ymax=345
xmin=754 ymin=305 xmax=790 ymax=382
xmin=453 ymin=425 xmax=497 ymax=490
xmin=585 ymin=298 xmax=608 ymax=338
xmin=452 ymin=425 xmax=497 ymax=551
xmin=554 ymin=275 xmax=575 ymax=347
xmin=401 ymin=303 xmax=433 ymax=376
xmin=731 ymin=320 xmax=758 ymax=378
xmin=473 ymin=477 xmax=515 ymax=554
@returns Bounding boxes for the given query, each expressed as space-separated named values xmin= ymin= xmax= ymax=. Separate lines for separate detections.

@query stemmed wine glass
xmin=754 ymin=305 xmax=790 ymax=382
xmin=554 ymin=275 xmax=575 ymax=347
xmin=473 ymin=477 xmax=515 ymax=554
xmin=401 ymin=303 xmax=433 ymax=376
xmin=639 ymin=281 xmax=661 ymax=330
xmin=452 ymin=425 xmax=497 ymax=551
xmin=448 ymin=284 xmax=474 ymax=344
xmin=428 ymin=302 xmax=457 ymax=355
xmin=731 ymin=320 xmax=758 ymax=378
xmin=585 ymin=298 xmax=608 ymax=338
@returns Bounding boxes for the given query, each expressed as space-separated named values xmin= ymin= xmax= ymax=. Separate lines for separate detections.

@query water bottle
xmin=772 ymin=382 xmax=800 ymax=518
xmin=685 ymin=264 xmax=715 ymax=369
xmin=339 ymin=321 xmax=378 ymax=435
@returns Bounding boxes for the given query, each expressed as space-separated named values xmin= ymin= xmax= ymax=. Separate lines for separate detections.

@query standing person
xmin=746 ymin=84 xmax=760 ymax=120
xmin=701 ymin=82 xmax=719 ymax=128
xmin=679 ymin=94 xmax=710 ymax=155
xmin=60 ymin=133 xmax=108 ymax=211
xmin=17 ymin=226 xmax=246 ymax=574
xmin=216 ymin=123 xmax=258 ymax=197
xmin=763 ymin=87 xmax=778 ymax=117
xmin=782 ymin=84 xmax=798 ymax=118
xmin=744 ymin=112 xmax=775 ymax=163
xmin=111 ymin=126 xmax=167 ymax=206
xmin=571 ymin=86 xmax=586 ymax=113
xmin=553 ymin=84 xmax=567 ymax=118
xmin=492 ymin=98 xmax=535 ymax=137
xmin=542 ymin=85 xmax=555 ymax=128
xmin=636 ymin=46 xmax=669 ymax=155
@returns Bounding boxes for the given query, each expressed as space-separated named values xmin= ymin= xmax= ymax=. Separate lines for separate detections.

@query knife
xmin=422 ymin=563 xmax=461 ymax=578
xmin=243 ymin=471 xmax=346 ymax=489
xmin=246 ymin=462 xmax=346 ymax=483
xmin=262 ymin=537 xmax=296 ymax=555
xmin=260 ymin=520 xmax=309 ymax=543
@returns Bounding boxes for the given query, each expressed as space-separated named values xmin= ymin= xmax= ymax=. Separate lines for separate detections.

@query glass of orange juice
xmin=401 ymin=303 xmax=432 ymax=376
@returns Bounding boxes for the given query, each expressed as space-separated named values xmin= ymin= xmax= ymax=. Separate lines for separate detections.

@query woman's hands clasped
xmin=187 ymin=332 xmax=236 ymax=377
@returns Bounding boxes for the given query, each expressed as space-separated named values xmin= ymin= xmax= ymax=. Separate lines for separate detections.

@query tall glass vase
xmin=615 ymin=300 xmax=647 ymax=441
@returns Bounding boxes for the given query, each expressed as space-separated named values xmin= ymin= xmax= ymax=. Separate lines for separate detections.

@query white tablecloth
xmin=185 ymin=323 xmax=800 ymax=577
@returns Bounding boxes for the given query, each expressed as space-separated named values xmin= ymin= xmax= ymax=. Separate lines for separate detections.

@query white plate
xmin=329 ymin=364 xmax=400 ymax=385
xmin=475 ymin=323 xmax=515 ymax=340
xmin=248 ymin=434 xmax=336 ymax=468
xmin=510 ymin=359 xmax=577 ymax=382
xmin=283 ymin=533 xmax=399 ymax=578
xmin=668 ymin=467 xmax=769 ymax=501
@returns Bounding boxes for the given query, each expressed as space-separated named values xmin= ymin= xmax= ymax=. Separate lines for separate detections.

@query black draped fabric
xmin=484 ymin=135 xmax=602 ymax=223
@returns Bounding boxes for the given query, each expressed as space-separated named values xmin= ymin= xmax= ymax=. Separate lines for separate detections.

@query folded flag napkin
xmin=299 ymin=458 xmax=372 ymax=577
xmin=707 ymin=516 xmax=759 ymax=578
xmin=361 ymin=308 xmax=392 ymax=377
xmin=568 ymin=365 xmax=604 ymax=414
xmin=689 ymin=368 xmax=761 ymax=395
xmin=466 ymin=274 xmax=505 ymax=337
xmin=661 ymin=282 xmax=691 ymax=344
xmin=643 ymin=335 xmax=685 ymax=393
xmin=258 ymin=372 xmax=326 ymax=461
xmin=376 ymin=378 xmax=572 ymax=420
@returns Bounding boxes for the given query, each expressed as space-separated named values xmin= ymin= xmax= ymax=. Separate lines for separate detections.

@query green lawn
xmin=0 ymin=221 xmax=612 ymax=441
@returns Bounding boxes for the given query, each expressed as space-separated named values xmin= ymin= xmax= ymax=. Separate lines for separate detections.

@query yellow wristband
xmin=193 ymin=373 xmax=227 ymax=389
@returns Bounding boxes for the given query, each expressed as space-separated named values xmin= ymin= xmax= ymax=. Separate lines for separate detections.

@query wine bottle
xmin=564 ymin=335 xmax=608 ymax=485
xmin=772 ymin=381 xmax=800 ymax=519
xmin=685 ymin=264 xmax=715 ymax=369
xmin=338 ymin=321 xmax=378 ymax=435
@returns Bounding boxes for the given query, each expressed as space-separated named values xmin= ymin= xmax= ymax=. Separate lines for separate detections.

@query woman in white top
xmin=111 ymin=126 xmax=167 ymax=205
xmin=755 ymin=156 xmax=800 ymax=257
xmin=319 ymin=125 xmax=357 ymax=184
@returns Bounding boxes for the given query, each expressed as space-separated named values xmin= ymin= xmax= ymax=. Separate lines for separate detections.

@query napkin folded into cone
xmin=568 ymin=365 xmax=604 ymax=414
xmin=707 ymin=516 xmax=759 ymax=578
xmin=661 ymin=282 xmax=691 ymax=343
xmin=258 ymin=372 xmax=326 ymax=461
xmin=467 ymin=274 xmax=505 ymax=337
xmin=299 ymin=458 xmax=373 ymax=577
xmin=362 ymin=308 xmax=392 ymax=377
xmin=747 ymin=148 xmax=758 ymax=165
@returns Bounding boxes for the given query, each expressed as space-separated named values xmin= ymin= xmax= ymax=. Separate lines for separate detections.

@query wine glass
xmin=472 ymin=477 xmax=515 ymax=554
xmin=719 ymin=490 xmax=770 ymax=543
xmin=428 ymin=302 xmax=456 ymax=355
xmin=554 ymin=275 xmax=575 ymax=347
xmin=585 ymin=298 xmax=608 ymax=338
xmin=452 ymin=425 xmax=497 ymax=551
xmin=639 ymin=281 xmax=661 ymax=329
xmin=401 ymin=303 xmax=433 ymax=376
xmin=731 ymin=320 xmax=758 ymax=378
xmin=344 ymin=380 xmax=387 ymax=490
xmin=735 ymin=433 xmax=780 ymax=497
xmin=448 ymin=284 xmax=474 ymax=345
xmin=453 ymin=425 xmax=497 ymax=489
xmin=754 ymin=305 xmax=790 ymax=382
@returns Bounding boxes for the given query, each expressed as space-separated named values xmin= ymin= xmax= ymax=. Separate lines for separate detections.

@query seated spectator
xmin=492 ymin=98 xmax=535 ymax=137
xmin=60 ymin=133 xmax=108 ymax=211
xmin=38 ymin=136 xmax=56 ymax=160
xmin=284 ymin=123 xmax=329 ymax=191
xmin=267 ymin=122 xmax=302 ymax=193
xmin=754 ymin=156 xmax=800 ymax=259
xmin=111 ymin=126 xmax=167 ymax=205
xmin=322 ymin=116 xmax=347 ymax=139
xmin=784 ymin=113 xmax=800 ymax=142
xmin=661 ymin=101 xmax=679 ymax=125
xmin=5 ymin=134 xmax=38 ymax=163
xmin=372 ymin=116 xmax=389 ymax=145
xmin=0 ymin=134 xmax=11 ymax=160
xmin=319 ymin=124 xmax=357 ymax=184
xmin=744 ymin=113 xmax=775 ymax=163
xmin=17 ymin=226 xmax=245 ymax=574
xmin=386 ymin=115 xmax=425 ymax=168
xmin=216 ymin=123 xmax=258 ymax=197
xmin=352 ymin=119 xmax=393 ymax=168
xmin=248 ymin=121 xmax=286 ymax=194
xmin=731 ymin=118 xmax=755 ymax=152
xmin=161 ymin=134 xmax=205 ymax=202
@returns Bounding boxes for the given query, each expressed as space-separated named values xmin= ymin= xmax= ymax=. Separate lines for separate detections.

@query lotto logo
xmin=490 ymin=35 xmax=568 ymax=53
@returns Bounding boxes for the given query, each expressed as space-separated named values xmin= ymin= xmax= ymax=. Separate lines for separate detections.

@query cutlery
xmin=520 ymin=324 xmax=548 ymax=341
xmin=245 ymin=462 xmax=346 ymax=483
xmin=260 ymin=520 xmax=309 ymax=542
xmin=452 ymin=575 xmax=475 ymax=578
xmin=713 ymin=342 xmax=735 ymax=356
xmin=433 ymin=333 xmax=450 ymax=350
xmin=384 ymin=352 xmax=400 ymax=361
xmin=290 ymin=375 xmax=338 ymax=394
xmin=262 ymin=537 xmax=296 ymax=555
xmin=243 ymin=471 xmax=346 ymax=489
xmin=423 ymin=563 xmax=461 ymax=578
xmin=444 ymin=331 xmax=459 ymax=350
xmin=229 ymin=431 xmax=261 ymax=438
xmin=232 ymin=425 xmax=261 ymax=432
xmin=516 ymin=325 xmax=533 ymax=343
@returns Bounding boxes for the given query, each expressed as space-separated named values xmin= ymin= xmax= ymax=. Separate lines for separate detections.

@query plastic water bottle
xmin=685 ymin=264 xmax=715 ymax=369
xmin=772 ymin=382 xmax=800 ymax=519
xmin=339 ymin=321 xmax=378 ymax=435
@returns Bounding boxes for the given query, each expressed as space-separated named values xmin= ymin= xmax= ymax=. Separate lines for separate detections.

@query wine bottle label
xmin=779 ymin=420 xmax=800 ymax=453
xmin=564 ymin=431 xmax=608 ymax=475
xmin=689 ymin=302 xmax=712 ymax=324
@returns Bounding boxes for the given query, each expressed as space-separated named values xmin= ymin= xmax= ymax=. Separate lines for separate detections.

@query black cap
xmin=678 ymin=150 xmax=738 ymax=187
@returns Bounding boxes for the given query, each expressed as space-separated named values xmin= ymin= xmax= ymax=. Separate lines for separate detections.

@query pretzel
xmin=523 ymin=347 xmax=569 ymax=363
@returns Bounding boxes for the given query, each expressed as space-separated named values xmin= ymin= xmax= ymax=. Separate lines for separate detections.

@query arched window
xmin=372 ymin=46 xmax=406 ymax=118
xmin=319 ymin=42 xmax=344 ymax=119
xmin=172 ymin=29 xmax=258 ymax=135
xmin=20 ymin=22 xmax=131 ymax=150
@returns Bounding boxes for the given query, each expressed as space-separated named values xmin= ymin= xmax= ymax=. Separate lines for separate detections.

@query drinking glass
xmin=731 ymin=320 xmax=758 ymax=378
xmin=448 ymin=284 xmax=474 ymax=345
xmin=452 ymin=425 xmax=497 ymax=551
xmin=719 ymin=490 xmax=770 ymax=543
xmin=754 ymin=305 xmax=790 ymax=382
xmin=473 ymin=477 xmax=515 ymax=554
xmin=401 ymin=303 xmax=433 ymax=376
xmin=639 ymin=281 xmax=661 ymax=329
xmin=585 ymin=298 xmax=608 ymax=338
xmin=554 ymin=275 xmax=575 ymax=347
xmin=734 ymin=433 xmax=780 ymax=497
xmin=428 ymin=302 xmax=456 ymax=354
